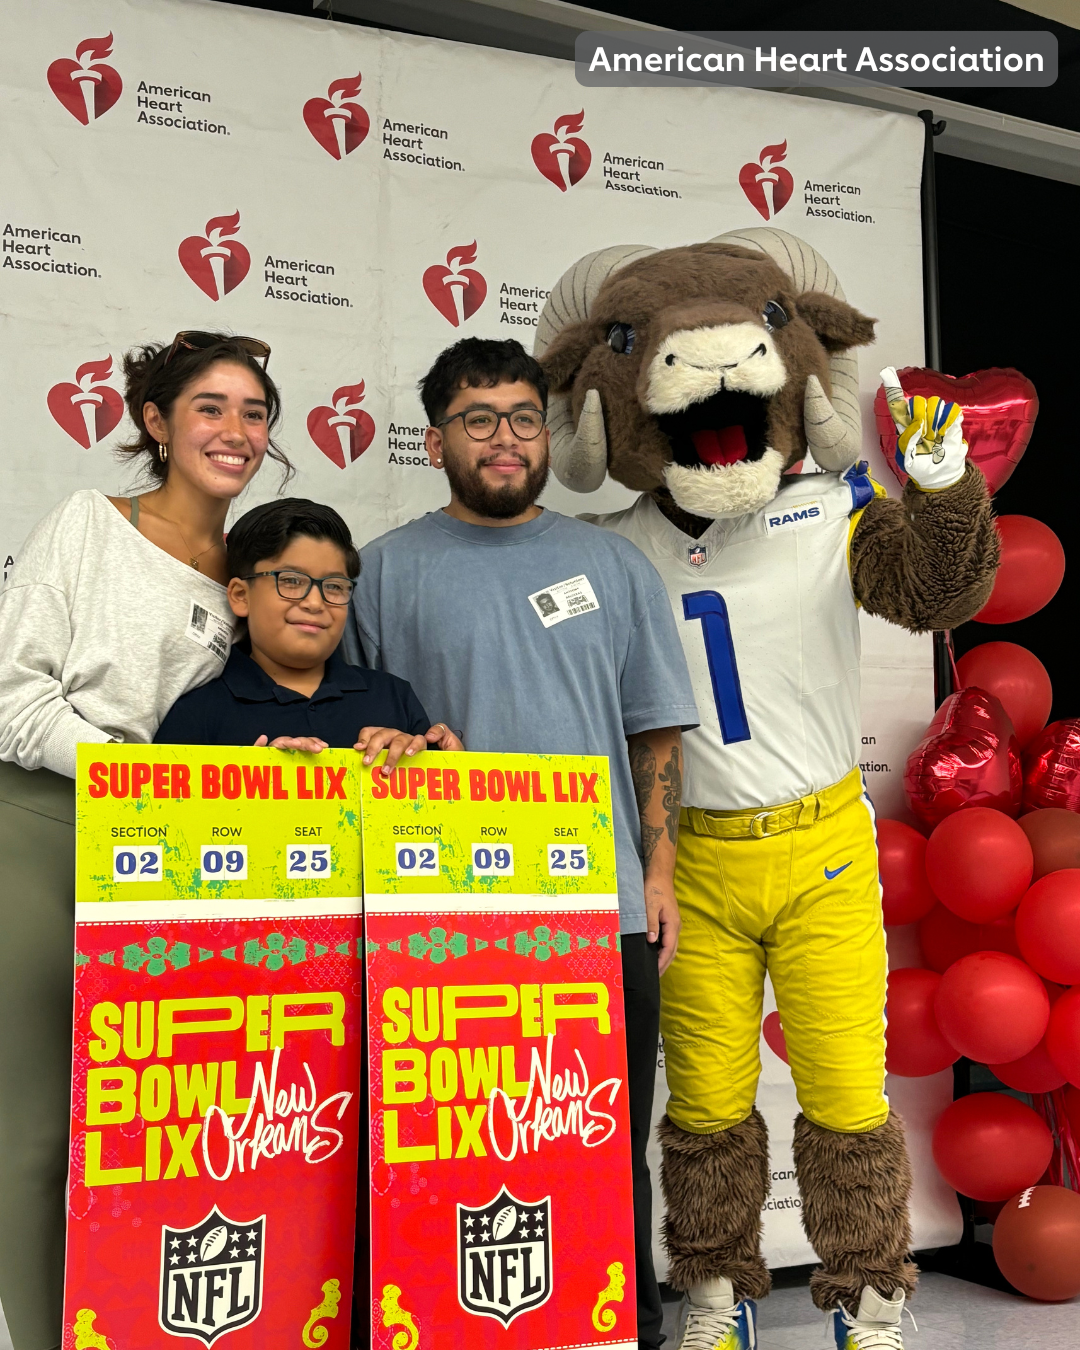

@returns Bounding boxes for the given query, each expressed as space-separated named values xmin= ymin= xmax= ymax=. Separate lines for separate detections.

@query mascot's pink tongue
xmin=693 ymin=426 xmax=747 ymax=466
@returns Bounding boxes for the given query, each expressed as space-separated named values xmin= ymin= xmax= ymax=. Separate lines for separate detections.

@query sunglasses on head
xmin=164 ymin=331 xmax=271 ymax=371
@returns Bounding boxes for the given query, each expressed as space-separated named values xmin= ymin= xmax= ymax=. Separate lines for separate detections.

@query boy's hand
xmin=355 ymin=727 xmax=428 ymax=771
xmin=425 ymin=722 xmax=464 ymax=752
xmin=254 ymin=735 xmax=328 ymax=753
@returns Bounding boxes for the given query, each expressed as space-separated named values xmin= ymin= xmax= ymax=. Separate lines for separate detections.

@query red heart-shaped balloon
xmin=874 ymin=367 xmax=1038 ymax=494
xmin=904 ymin=686 xmax=1022 ymax=831
xmin=1023 ymin=720 xmax=1080 ymax=814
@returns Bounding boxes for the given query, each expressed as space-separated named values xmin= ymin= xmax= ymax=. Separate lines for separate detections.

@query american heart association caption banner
xmin=4 ymin=0 xmax=958 ymax=1276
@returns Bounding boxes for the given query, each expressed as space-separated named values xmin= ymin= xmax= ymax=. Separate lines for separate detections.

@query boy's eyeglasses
xmin=244 ymin=570 xmax=354 ymax=606
xmin=165 ymin=331 xmax=271 ymax=370
xmin=438 ymin=408 xmax=546 ymax=440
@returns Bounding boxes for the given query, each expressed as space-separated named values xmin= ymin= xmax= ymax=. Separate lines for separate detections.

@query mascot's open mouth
xmin=657 ymin=390 xmax=770 ymax=469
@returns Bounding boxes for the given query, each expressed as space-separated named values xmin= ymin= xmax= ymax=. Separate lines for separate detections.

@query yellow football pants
xmin=662 ymin=767 xmax=889 ymax=1136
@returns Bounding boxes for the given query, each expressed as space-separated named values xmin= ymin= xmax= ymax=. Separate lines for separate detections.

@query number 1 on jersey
xmin=683 ymin=591 xmax=751 ymax=744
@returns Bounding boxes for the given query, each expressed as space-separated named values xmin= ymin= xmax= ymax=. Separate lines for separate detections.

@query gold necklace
xmin=139 ymin=502 xmax=224 ymax=571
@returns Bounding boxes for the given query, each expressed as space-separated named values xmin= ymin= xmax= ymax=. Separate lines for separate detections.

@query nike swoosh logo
xmin=824 ymin=862 xmax=853 ymax=880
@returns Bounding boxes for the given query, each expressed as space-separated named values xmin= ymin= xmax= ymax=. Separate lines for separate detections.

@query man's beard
xmin=443 ymin=446 xmax=550 ymax=519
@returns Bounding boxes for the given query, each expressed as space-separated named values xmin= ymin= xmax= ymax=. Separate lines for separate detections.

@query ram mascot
xmin=535 ymin=228 xmax=998 ymax=1350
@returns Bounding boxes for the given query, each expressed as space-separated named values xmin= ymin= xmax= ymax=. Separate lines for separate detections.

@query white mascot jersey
xmin=588 ymin=465 xmax=882 ymax=811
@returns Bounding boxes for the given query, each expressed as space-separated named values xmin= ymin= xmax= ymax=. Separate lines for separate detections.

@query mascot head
xmin=535 ymin=227 xmax=876 ymax=518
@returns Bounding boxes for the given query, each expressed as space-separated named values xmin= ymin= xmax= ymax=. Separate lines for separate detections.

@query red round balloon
xmin=885 ymin=968 xmax=959 ymax=1076
xmin=932 ymin=1092 xmax=1053 ymax=1201
xmin=917 ymin=904 xmax=982 ymax=973
xmin=904 ymin=688 xmax=1021 ymax=830
xmin=874 ymin=367 xmax=1038 ymax=494
xmin=979 ymin=913 xmax=1023 ymax=960
xmin=993 ymin=1186 xmax=1080 ymax=1301
xmin=955 ymin=643 xmax=1052 ymax=748
xmin=926 ymin=807 xmax=1033 ymax=922
xmin=1023 ymin=721 xmax=1080 ymax=814
xmin=1018 ymin=808 xmax=1080 ymax=879
xmin=877 ymin=820 xmax=936 ymax=926
xmin=1016 ymin=870 xmax=1080 ymax=984
xmin=1046 ymin=986 xmax=1080 ymax=1088
xmin=1065 ymin=1085 xmax=1080 ymax=1138
xmin=991 ymin=983 xmax=1067 ymax=1091
xmin=934 ymin=951 xmax=1049 ymax=1063
xmin=975 ymin=516 xmax=1065 ymax=624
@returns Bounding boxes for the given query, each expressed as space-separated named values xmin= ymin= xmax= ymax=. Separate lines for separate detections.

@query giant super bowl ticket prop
xmin=66 ymin=745 xmax=363 ymax=1349
xmin=362 ymin=752 xmax=636 ymax=1350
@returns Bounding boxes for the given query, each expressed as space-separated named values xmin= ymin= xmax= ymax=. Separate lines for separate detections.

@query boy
xmin=155 ymin=498 xmax=460 ymax=763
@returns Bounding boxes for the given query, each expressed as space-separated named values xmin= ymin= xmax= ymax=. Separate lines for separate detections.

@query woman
xmin=0 ymin=331 xmax=287 ymax=1350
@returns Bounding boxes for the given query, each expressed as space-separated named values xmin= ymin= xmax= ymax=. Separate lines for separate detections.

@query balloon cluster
xmin=875 ymin=367 xmax=1080 ymax=1300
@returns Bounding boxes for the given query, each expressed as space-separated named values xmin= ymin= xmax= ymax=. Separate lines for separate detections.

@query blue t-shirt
xmin=344 ymin=508 xmax=698 ymax=932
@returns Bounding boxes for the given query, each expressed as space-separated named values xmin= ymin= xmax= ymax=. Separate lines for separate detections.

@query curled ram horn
xmin=535 ymin=243 xmax=656 ymax=491
xmin=548 ymin=388 xmax=608 ymax=493
xmin=709 ymin=226 xmax=864 ymax=470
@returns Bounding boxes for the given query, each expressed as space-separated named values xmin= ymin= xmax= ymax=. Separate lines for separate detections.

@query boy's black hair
xmin=418 ymin=337 xmax=548 ymax=426
xmin=226 ymin=498 xmax=360 ymax=581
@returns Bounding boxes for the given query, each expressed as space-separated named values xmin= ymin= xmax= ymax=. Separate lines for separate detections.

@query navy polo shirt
xmin=154 ymin=646 xmax=431 ymax=748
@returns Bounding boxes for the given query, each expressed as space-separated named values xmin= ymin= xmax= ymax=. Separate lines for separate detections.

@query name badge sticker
xmin=528 ymin=574 xmax=600 ymax=628
xmin=764 ymin=499 xmax=824 ymax=537
xmin=185 ymin=601 xmax=233 ymax=663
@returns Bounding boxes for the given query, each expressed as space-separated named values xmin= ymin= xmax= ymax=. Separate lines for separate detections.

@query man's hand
xmin=881 ymin=366 xmax=968 ymax=491
xmin=254 ymin=735 xmax=328 ymax=753
xmin=645 ymin=876 xmax=681 ymax=974
xmin=354 ymin=726 xmax=427 ymax=771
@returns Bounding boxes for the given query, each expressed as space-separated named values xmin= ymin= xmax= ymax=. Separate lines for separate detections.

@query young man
xmin=345 ymin=337 xmax=699 ymax=1350
xmin=155 ymin=498 xmax=459 ymax=765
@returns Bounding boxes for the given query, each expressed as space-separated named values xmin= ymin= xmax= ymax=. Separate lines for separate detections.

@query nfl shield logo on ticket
xmin=159 ymin=1208 xmax=265 ymax=1343
xmin=457 ymin=1187 xmax=552 ymax=1324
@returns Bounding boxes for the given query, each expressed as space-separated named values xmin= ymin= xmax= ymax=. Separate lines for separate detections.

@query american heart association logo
xmin=47 ymin=356 xmax=124 ymax=448
xmin=303 ymin=71 xmax=370 ymax=160
xmin=531 ymin=111 xmax=591 ymax=192
xmin=422 ymin=242 xmax=487 ymax=327
xmin=47 ymin=33 xmax=123 ymax=125
xmin=307 ymin=380 xmax=376 ymax=468
xmin=178 ymin=211 xmax=251 ymax=301
xmin=739 ymin=140 xmax=793 ymax=221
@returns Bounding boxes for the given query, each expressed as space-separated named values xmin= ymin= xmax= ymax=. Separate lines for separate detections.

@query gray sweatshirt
xmin=0 ymin=490 xmax=235 ymax=777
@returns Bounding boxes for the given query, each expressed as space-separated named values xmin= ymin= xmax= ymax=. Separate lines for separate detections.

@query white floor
xmin=2 ymin=1272 xmax=1077 ymax=1348
xmin=661 ymin=1272 xmax=1078 ymax=1350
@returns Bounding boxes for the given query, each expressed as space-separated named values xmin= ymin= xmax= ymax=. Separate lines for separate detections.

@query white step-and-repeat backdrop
xmin=0 ymin=0 xmax=959 ymax=1269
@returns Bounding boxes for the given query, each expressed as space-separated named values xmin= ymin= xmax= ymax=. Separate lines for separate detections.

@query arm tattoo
xmin=659 ymin=745 xmax=681 ymax=846
xmin=629 ymin=742 xmax=662 ymax=869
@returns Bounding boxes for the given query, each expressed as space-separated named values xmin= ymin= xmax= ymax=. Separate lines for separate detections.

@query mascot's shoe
xmin=829 ymin=1287 xmax=914 ymax=1350
xmin=678 ymin=1276 xmax=757 ymax=1350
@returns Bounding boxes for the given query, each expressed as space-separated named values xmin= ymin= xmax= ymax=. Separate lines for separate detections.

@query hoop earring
xmin=158 ymin=442 xmax=168 ymax=463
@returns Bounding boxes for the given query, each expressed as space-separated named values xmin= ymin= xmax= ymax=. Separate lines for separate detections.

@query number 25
xmin=683 ymin=591 xmax=750 ymax=744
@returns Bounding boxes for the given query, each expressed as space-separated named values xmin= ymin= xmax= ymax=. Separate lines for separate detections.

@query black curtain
xmin=937 ymin=153 xmax=1080 ymax=722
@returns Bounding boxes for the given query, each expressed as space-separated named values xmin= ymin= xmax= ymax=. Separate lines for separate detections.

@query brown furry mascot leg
xmin=658 ymin=1110 xmax=772 ymax=1301
xmin=793 ymin=1112 xmax=919 ymax=1311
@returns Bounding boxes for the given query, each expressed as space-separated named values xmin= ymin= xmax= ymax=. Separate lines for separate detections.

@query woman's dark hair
xmin=419 ymin=337 xmax=548 ymax=425
xmin=118 ymin=334 xmax=293 ymax=484
xmin=226 ymin=498 xmax=360 ymax=581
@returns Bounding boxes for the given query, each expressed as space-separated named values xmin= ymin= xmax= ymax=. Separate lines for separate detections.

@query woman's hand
xmin=254 ymin=734 xmax=328 ymax=753
xmin=425 ymin=722 xmax=464 ymax=752
xmin=354 ymin=727 xmax=427 ymax=771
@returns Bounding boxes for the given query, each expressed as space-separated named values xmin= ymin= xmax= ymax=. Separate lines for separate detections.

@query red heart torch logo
xmin=762 ymin=1012 xmax=790 ymax=1064
xmin=307 ymin=381 xmax=376 ymax=469
xmin=47 ymin=33 xmax=123 ymax=125
xmin=178 ymin=211 xmax=251 ymax=301
xmin=531 ymin=111 xmax=592 ymax=192
xmin=739 ymin=140 xmax=793 ymax=221
xmin=303 ymin=71 xmax=370 ymax=160
xmin=47 ymin=355 xmax=124 ymax=448
xmin=422 ymin=242 xmax=487 ymax=327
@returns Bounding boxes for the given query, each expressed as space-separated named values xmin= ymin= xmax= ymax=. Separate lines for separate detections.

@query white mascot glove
xmin=880 ymin=367 xmax=968 ymax=491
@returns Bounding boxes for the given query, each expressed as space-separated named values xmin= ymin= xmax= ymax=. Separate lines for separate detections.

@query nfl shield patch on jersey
xmin=687 ymin=544 xmax=708 ymax=568
xmin=457 ymin=1188 xmax=551 ymax=1325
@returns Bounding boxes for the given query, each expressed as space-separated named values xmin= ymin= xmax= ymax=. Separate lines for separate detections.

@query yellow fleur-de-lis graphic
xmin=302 ymin=1278 xmax=341 ymax=1347
xmin=591 ymin=1261 xmax=626 ymax=1332
xmin=72 ymin=1308 xmax=110 ymax=1349
xmin=381 ymin=1283 xmax=419 ymax=1350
